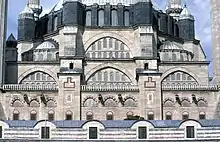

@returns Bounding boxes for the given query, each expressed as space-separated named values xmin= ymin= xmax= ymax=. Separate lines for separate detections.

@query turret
xmin=18 ymin=5 xmax=35 ymax=41
xmin=178 ymin=4 xmax=195 ymax=40
xmin=5 ymin=34 xmax=17 ymax=62
xmin=166 ymin=0 xmax=183 ymax=20
xmin=27 ymin=0 xmax=42 ymax=20
xmin=133 ymin=0 xmax=153 ymax=25
xmin=63 ymin=0 xmax=84 ymax=26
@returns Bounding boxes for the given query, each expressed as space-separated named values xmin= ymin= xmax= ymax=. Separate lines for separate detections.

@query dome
xmin=35 ymin=41 xmax=56 ymax=50
xmin=19 ymin=5 xmax=34 ymax=19
xmin=20 ymin=5 xmax=34 ymax=15
xmin=160 ymin=41 xmax=183 ymax=50
xmin=179 ymin=5 xmax=194 ymax=20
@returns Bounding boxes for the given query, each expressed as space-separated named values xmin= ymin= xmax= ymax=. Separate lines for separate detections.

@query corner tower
xmin=27 ymin=0 xmax=42 ymax=20
xmin=0 ymin=0 xmax=8 ymax=87
xmin=166 ymin=0 xmax=183 ymax=20
xmin=211 ymin=0 xmax=220 ymax=84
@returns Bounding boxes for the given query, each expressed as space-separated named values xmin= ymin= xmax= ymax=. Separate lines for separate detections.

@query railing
xmin=2 ymin=84 xmax=219 ymax=91
xmin=3 ymin=84 xmax=58 ymax=91
xmin=162 ymin=85 xmax=219 ymax=91
xmin=81 ymin=85 xmax=139 ymax=92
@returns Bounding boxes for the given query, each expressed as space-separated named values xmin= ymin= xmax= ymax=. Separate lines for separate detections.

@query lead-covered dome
xmin=159 ymin=41 xmax=194 ymax=62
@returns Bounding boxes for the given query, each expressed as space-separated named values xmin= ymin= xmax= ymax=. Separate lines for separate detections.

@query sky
xmin=6 ymin=0 xmax=212 ymax=75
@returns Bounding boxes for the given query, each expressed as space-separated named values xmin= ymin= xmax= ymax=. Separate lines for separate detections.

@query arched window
xmin=180 ymin=54 xmax=184 ymax=61
xmin=148 ymin=112 xmax=154 ymax=120
xmin=104 ymin=71 xmax=108 ymax=81
xmin=199 ymin=112 xmax=206 ymax=120
xmin=120 ymin=43 xmax=124 ymax=50
xmin=121 ymin=74 xmax=126 ymax=81
xmin=187 ymin=76 xmax=192 ymax=81
xmin=92 ymin=44 xmax=96 ymax=50
xmin=176 ymin=73 xmax=181 ymax=80
xmin=126 ymin=111 xmax=133 ymax=119
xmin=36 ymin=73 xmax=41 ymax=80
xmin=126 ymin=52 xmax=130 ymax=58
xmin=103 ymin=38 xmax=107 ymax=48
xmin=98 ymin=10 xmax=104 ymax=26
xmin=110 ymin=72 xmax=114 ymax=81
xmin=42 ymin=74 xmax=46 ymax=80
xmin=39 ymin=53 xmax=44 ymax=61
xmin=124 ymin=10 xmax=130 ymax=26
xmin=47 ymin=53 xmax=52 ymax=61
xmin=98 ymin=72 xmax=102 ymax=81
xmin=69 ymin=63 xmax=74 ymax=69
xmin=31 ymin=74 xmax=35 ymax=80
xmin=171 ymin=74 xmax=175 ymax=80
xmin=164 ymin=53 xmax=169 ymax=61
xmin=66 ymin=111 xmax=73 ymax=120
xmin=86 ymin=10 xmax=92 ymax=26
xmin=98 ymin=41 xmax=102 ymax=50
xmin=182 ymin=112 xmax=189 ymax=120
xmin=115 ymin=40 xmax=119 ymax=50
xmin=13 ymin=110 xmax=19 ymax=120
xmin=106 ymin=112 xmax=114 ymax=120
xmin=30 ymin=110 xmax=37 ymax=120
xmin=111 ymin=9 xmax=118 ymax=26
xmin=48 ymin=110 xmax=55 ymax=121
xmin=172 ymin=53 xmax=177 ymax=61
xmin=52 ymin=16 xmax=58 ymax=31
xmin=116 ymin=72 xmax=120 ymax=81
xmin=109 ymin=38 xmax=113 ymax=48
xmin=182 ymin=73 xmax=186 ymax=80
xmin=165 ymin=112 xmax=172 ymax=120
xmin=86 ymin=112 xmax=93 ymax=120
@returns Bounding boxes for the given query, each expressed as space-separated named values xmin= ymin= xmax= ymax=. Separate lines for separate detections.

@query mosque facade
xmin=0 ymin=0 xmax=219 ymax=128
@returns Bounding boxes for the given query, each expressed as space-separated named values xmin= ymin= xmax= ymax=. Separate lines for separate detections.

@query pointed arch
xmin=85 ymin=63 xmax=136 ymax=85
xmin=84 ymin=32 xmax=133 ymax=53
xmin=18 ymin=67 xmax=58 ymax=84
xmin=160 ymin=67 xmax=200 ymax=84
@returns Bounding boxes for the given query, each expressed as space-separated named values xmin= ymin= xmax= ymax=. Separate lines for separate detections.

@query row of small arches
xmin=164 ymin=99 xmax=207 ymax=107
xmin=11 ymin=99 xmax=57 ymax=108
xmin=86 ymin=51 xmax=130 ymax=59
xmin=88 ymin=70 xmax=130 ymax=83
xmin=163 ymin=72 xmax=195 ymax=82
xmin=161 ymin=52 xmax=192 ymax=62
xmin=165 ymin=111 xmax=206 ymax=120
xmin=86 ymin=111 xmax=135 ymax=120
xmin=21 ymin=72 xmax=55 ymax=82
xmin=12 ymin=110 xmax=72 ymax=121
xmin=83 ymin=97 xmax=137 ymax=107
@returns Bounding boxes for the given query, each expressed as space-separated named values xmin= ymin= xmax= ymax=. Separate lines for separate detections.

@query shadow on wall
xmin=215 ymin=99 xmax=220 ymax=119
xmin=0 ymin=103 xmax=6 ymax=120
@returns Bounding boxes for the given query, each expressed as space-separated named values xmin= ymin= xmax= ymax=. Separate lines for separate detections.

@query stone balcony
xmin=81 ymin=85 xmax=139 ymax=92
xmin=3 ymin=84 xmax=58 ymax=91
xmin=162 ymin=84 xmax=219 ymax=91
xmin=2 ymin=84 xmax=219 ymax=92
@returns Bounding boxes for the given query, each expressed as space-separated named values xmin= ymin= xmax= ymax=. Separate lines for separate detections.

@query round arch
xmin=18 ymin=67 xmax=58 ymax=84
xmin=84 ymin=32 xmax=133 ymax=52
xmin=160 ymin=67 xmax=201 ymax=84
xmin=85 ymin=63 xmax=137 ymax=85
